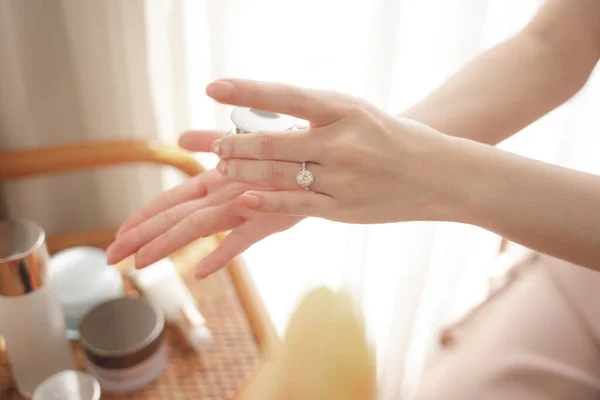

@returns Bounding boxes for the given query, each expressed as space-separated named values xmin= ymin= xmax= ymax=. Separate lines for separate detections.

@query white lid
xmin=231 ymin=107 xmax=297 ymax=133
xmin=51 ymin=247 xmax=123 ymax=309
xmin=173 ymin=307 xmax=213 ymax=353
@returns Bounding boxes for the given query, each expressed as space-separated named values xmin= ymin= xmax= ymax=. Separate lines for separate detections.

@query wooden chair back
xmin=0 ymin=139 xmax=278 ymax=355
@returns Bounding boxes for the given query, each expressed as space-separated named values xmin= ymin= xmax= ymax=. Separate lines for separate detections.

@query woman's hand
xmin=106 ymin=131 xmax=302 ymax=278
xmin=107 ymin=78 xmax=462 ymax=279
xmin=209 ymin=79 xmax=458 ymax=224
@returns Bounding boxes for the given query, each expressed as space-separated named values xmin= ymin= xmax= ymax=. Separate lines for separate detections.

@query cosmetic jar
xmin=78 ymin=297 xmax=167 ymax=394
xmin=230 ymin=106 xmax=298 ymax=134
xmin=51 ymin=246 xmax=123 ymax=339
xmin=32 ymin=370 xmax=101 ymax=400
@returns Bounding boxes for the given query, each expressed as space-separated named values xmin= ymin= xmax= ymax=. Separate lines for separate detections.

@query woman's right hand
xmin=106 ymin=131 xmax=302 ymax=278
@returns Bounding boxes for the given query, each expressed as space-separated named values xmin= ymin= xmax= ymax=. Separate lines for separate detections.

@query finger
xmin=179 ymin=130 xmax=227 ymax=152
xmin=134 ymin=202 xmax=245 ymax=269
xmin=206 ymin=79 xmax=345 ymax=126
xmin=116 ymin=170 xmax=220 ymax=238
xmin=212 ymin=130 xmax=319 ymax=162
xmin=237 ymin=190 xmax=335 ymax=218
xmin=218 ymin=159 xmax=326 ymax=192
xmin=107 ymin=199 xmax=207 ymax=264
xmin=194 ymin=216 xmax=300 ymax=279
xmin=193 ymin=222 xmax=256 ymax=279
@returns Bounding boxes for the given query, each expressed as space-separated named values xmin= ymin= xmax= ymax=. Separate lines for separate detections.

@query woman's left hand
xmin=207 ymin=79 xmax=459 ymax=224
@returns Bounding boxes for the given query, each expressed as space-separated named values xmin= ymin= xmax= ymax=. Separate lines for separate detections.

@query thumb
xmin=237 ymin=190 xmax=335 ymax=218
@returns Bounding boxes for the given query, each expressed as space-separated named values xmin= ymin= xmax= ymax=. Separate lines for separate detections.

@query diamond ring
xmin=296 ymin=162 xmax=314 ymax=192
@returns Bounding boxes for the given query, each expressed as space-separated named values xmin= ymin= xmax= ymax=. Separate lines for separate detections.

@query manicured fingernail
xmin=211 ymin=139 xmax=222 ymax=155
xmin=206 ymin=80 xmax=234 ymax=99
xmin=217 ymin=160 xmax=228 ymax=175
xmin=238 ymin=193 xmax=262 ymax=209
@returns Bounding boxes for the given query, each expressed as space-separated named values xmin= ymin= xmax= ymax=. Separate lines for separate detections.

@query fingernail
xmin=194 ymin=270 xmax=207 ymax=280
xmin=134 ymin=253 xmax=147 ymax=270
xmin=211 ymin=139 xmax=222 ymax=155
xmin=106 ymin=244 xmax=117 ymax=262
xmin=206 ymin=80 xmax=234 ymax=99
xmin=238 ymin=193 xmax=262 ymax=209
xmin=217 ymin=160 xmax=228 ymax=175
xmin=194 ymin=263 xmax=209 ymax=279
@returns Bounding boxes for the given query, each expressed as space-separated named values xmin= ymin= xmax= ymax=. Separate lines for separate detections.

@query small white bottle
xmin=0 ymin=219 xmax=75 ymax=397
xmin=127 ymin=258 xmax=213 ymax=353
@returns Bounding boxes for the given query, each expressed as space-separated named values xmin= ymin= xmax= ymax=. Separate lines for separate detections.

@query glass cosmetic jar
xmin=78 ymin=297 xmax=166 ymax=394
xmin=33 ymin=370 xmax=101 ymax=400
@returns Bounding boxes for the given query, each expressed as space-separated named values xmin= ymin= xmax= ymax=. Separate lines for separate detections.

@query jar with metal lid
xmin=229 ymin=107 xmax=298 ymax=134
xmin=78 ymin=296 xmax=167 ymax=394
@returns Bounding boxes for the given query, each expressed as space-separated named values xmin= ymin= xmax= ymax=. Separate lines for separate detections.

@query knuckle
xmin=228 ymin=161 xmax=244 ymax=179
xmin=257 ymin=134 xmax=275 ymax=158
xmin=297 ymin=199 xmax=312 ymax=216
xmin=163 ymin=229 xmax=178 ymax=250
xmin=346 ymin=95 xmax=364 ymax=107
xmin=187 ymin=211 xmax=205 ymax=229
xmin=191 ymin=177 xmax=208 ymax=198
xmin=290 ymin=87 xmax=315 ymax=112
xmin=261 ymin=162 xmax=285 ymax=184
xmin=320 ymin=136 xmax=337 ymax=155
xmin=132 ymin=224 xmax=147 ymax=243
xmin=221 ymin=138 xmax=235 ymax=157
xmin=162 ymin=207 xmax=180 ymax=226
xmin=272 ymin=197 xmax=287 ymax=214
xmin=343 ymin=97 xmax=368 ymax=118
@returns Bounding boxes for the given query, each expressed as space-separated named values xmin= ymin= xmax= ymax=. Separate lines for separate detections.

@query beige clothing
xmin=414 ymin=252 xmax=600 ymax=400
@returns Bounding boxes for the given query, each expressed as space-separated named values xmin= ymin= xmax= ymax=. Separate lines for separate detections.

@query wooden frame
xmin=0 ymin=139 xmax=279 ymax=357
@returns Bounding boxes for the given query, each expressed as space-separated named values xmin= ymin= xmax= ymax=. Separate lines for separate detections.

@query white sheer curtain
xmin=3 ymin=0 xmax=600 ymax=398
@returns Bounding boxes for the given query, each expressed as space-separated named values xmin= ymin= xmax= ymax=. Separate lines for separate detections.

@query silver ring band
xmin=296 ymin=162 xmax=314 ymax=192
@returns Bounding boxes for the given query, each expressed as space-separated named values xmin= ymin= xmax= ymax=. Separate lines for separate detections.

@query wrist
xmin=419 ymin=133 xmax=498 ymax=224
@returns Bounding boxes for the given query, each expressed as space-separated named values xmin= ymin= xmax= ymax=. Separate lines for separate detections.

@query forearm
xmin=400 ymin=35 xmax=577 ymax=144
xmin=444 ymin=136 xmax=600 ymax=270
xmin=400 ymin=1 xmax=600 ymax=144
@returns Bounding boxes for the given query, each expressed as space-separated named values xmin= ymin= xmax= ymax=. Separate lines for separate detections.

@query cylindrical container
xmin=0 ymin=219 xmax=75 ymax=397
xmin=51 ymin=246 xmax=123 ymax=339
xmin=126 ymin=258 xmax=212 ymax=353
xmin=79 ymin=297 xmax=167 ymax=394
xmin=32 ymin=370 xmax=101 ymax=400
xmin=229 ymin=106 xmax=298 ymax=134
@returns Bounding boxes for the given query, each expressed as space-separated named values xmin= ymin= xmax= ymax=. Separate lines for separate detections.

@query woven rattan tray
xmin=0 ymin=237 xmax=264 ymax=399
